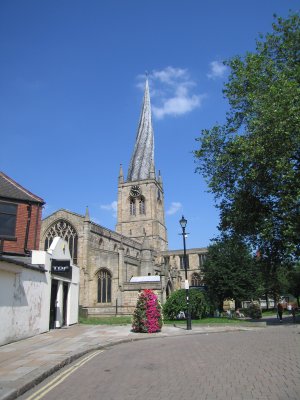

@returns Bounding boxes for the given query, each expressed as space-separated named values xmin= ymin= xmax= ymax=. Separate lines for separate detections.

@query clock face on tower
xmin=130 ymin=185 xmax=141 ymax=197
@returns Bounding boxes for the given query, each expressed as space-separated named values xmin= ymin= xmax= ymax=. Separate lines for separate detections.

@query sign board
xmin=130 ymin=276 xmax=160 ymax=283
xmin=51 ymin=259 xmax=72 ymax=279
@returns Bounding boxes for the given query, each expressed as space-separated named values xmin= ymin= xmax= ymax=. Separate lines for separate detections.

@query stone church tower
xmin=40 ymin=78 xmax=207 ymax=318
xmin=116 ymin=79 xmax=168 ymax=254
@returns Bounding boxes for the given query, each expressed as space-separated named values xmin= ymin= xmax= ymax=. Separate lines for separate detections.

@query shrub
xmin=132 ymin=289 xmax=163 ymax=333
xmin=163 ymin=289 xmax=208 ymax=320
xmin=248 ymin=301 xmax=262 ymax=319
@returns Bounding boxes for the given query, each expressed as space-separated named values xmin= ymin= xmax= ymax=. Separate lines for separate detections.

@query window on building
xmin=130 ymin=199 xmax=136 ymax=215
xmin=164 ymin=256 xmax=170 ymax=267
xmin=191 ymin=273 xmax=202 ymax=287
xmin=198 ymin=254 xmax=207 ymax=269
xmin=97 ymin=269 xmax=112 ymax=303
xmin=157 ymin=189 xmax=161 ymax=201
xmin=179 ymin=255 xmax=189 ymax=269
xmin=139 ymin=197 xmax=145 ymax=214
xmin=0 ymin=201 xmax=17 ymax=238
xmin=44 ymin=219 xmax=78 ymax=264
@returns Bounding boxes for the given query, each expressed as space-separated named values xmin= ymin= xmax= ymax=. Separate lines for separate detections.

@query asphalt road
xmin=19 ymin=324 xmax=300 ymax=400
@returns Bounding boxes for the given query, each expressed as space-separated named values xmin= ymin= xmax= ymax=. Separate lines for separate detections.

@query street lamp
xmin=179 ymin=215 xmax=192 ymax=330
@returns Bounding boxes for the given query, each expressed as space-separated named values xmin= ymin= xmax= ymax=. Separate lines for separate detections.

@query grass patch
xmin=79 ymin=316 xmax=250 ymax=326
xmin=261 ymin=309 xmax=277 ymax=316
xmin=79 ymin=316 xmax=132 ymax=325
xmin=261 ymin=309 xmax=300 ymax=316
xmin=164 ymin=317 xmax=249 ymax=325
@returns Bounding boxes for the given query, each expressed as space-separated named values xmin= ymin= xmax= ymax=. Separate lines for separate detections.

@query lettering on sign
xmin=51 ymin=259 xmax=72 ymax=279
xmin=53 ymin=265 xmax=69 ymax=272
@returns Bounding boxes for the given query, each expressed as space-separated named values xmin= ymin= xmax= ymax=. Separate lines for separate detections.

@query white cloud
xmin=153 ymin=93 xmax=204 ymax=120
xmin=166 ymin=202 xmax=182 ymax=215
xmin=152 ymin=66 xmax=187 ymax=85
xmin=138 ymin=67 xmax=205 ymax=120
xmin=207 ymin=61 xmax=228 ymax=79
xmin=100 ymin=201 xmax=117 ymax=218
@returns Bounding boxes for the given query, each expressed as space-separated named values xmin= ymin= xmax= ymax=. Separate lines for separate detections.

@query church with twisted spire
xmin=116 ymin=79 xmax=168 ymax=254
xmin=40 ymin=80 xmax=206 ymax=317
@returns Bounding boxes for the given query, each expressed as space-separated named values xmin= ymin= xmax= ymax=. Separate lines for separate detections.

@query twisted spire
xmin=127 ymin=79 xmax=154 ymax=181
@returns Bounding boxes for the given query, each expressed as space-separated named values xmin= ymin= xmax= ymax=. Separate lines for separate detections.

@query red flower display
xmin=132 ymin=289 xmax=163 ymax=333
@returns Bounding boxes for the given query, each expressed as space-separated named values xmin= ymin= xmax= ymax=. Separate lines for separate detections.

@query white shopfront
xmin=32 ymin=237 xmax=79 ymax=329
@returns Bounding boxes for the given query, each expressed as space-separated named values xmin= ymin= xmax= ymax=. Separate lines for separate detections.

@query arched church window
xmin=44 ymin=219 xmax=78 ymax=264
xmin=191 ymin=273 xmax=202 ymax=287
xmin=198 ymin=253 xmax=207 ymax=269
xmin=97 ymin=269 xmax=112 ymax=303
xmin=130 ymin=199 xmax=136 ymax=215
xmin=139 ymin=197 xmax=145 ymax=214
xmin=157 ymin=189 xmax=161 ymax=201
xmin=179 ymin=255 xmax=189 ymax=269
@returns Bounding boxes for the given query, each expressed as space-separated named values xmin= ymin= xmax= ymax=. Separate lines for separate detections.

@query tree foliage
xmin=163 ymin=289 xmax=208 ymax=320
xmin=203 ymin=237 xmax=259 ymax=310
xmin=194 ymin=13 xmax=300 ymax=264
xmin=286 ymin=263 xmax=300 ymax=306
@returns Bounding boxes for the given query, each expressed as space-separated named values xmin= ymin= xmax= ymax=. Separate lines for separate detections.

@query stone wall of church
xmin=92 ymin=283 xmax=162 ymax=316
xmin=41 ymin=209 xmax=148 ymax=315
xmin=161 ymin=248 xmax=207 ymax=290
xmin=40 ymin=209 xmax=86 ymax=255
xmin=41 ymin=210 xmax=207 ymax=317
xmin=116 ymin=179 xmax=167 ymax=252
xmin=84 ymin=285 xmax=162 ymax=316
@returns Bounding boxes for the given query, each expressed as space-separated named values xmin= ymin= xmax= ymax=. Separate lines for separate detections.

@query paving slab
xmin=0 ymin=322 xmax=267 ymax=400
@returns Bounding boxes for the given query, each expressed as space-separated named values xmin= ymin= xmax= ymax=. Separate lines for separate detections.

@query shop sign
xmin=51 ymin=259 xmax=72 ymax=279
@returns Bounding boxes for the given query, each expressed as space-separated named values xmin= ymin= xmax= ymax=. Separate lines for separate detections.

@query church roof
xmin=0 ymin=171 xmax=45 ymax=204
xmin=127 ymin=79 xmax=154 ymax=181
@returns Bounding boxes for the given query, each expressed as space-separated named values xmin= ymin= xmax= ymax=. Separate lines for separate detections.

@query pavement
xmin=0 ymin=316 xmax=295 ymax=400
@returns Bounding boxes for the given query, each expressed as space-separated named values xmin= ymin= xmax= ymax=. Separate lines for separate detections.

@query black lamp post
xmin=179 ymin=215 xmax=192 ymax=330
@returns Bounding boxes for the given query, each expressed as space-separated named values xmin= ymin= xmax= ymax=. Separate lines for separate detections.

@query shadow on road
xmin=250 ymin=314 xmax=299 ymax=326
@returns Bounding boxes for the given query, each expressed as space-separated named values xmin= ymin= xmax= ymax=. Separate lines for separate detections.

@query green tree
xmin=257 ymin=259 xmax=291 ymax=307
xmin=203 ymin=236 xmax=260 ymax=311
xmin=163 ymin=289 xmax=208 ymax=320
xmin=287 ymin=263 xmax=300 ymax=306
xmin=194 ymin=13 xmax=300 ymax=266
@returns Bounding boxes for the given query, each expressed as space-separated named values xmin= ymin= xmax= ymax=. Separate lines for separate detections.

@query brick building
xmin=0 ymin=173 xmax=79 ymax=344
xmin=0 ymin=171 xmax=44 ymax=255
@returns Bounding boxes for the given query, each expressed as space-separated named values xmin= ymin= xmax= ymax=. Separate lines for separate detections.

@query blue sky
xmin=0 ymin=1 xmax=297 ymax=250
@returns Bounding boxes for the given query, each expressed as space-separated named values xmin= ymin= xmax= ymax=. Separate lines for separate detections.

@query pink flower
xmin=132 ymin=289 xmax=162 ymax=333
